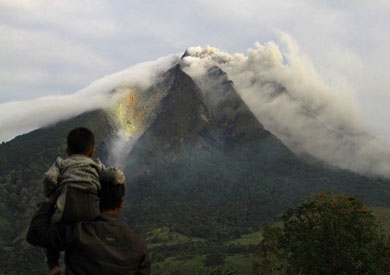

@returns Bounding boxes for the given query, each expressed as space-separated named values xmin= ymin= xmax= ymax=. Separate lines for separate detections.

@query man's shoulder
xmin=75 ymin=216 xmax=146 ymax=248
xmin=116 ymin=219 xmax=147 ymax=248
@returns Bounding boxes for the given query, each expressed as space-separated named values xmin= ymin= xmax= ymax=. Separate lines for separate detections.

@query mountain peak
xmin=181 ymin=49 xmax=190 ymax=59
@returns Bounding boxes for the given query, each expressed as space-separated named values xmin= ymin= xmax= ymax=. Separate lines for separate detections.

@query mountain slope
xmin=120 ymin=64 xmax=390 ymax=273
xmin=0 ymin=63 xmax=389 ymax=274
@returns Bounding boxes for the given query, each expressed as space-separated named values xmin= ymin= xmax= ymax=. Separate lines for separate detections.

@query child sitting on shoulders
xmin=42 ymin=127 xmax=125 ymax=274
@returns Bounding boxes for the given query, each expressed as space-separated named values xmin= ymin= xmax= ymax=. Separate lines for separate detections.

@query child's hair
xmin=67 ymin=127 xmax=95 ymax=155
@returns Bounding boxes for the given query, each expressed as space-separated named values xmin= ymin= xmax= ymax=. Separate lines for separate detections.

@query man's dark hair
xmin=98 ymin=179 xmax=125 ymax=211
xmin=67 ymin=127 xmax=95 ymax=155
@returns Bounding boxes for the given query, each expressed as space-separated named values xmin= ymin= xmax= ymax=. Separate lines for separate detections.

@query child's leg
xmin=51 ymin=190 xmax=66 ymax=223
xmin=46 ymin=191 xmax=64 ymax=271
xmin=45 ymin=248 xmax=60 ymax=271
xmin=49 ymin=266 xmax=61 ymax=275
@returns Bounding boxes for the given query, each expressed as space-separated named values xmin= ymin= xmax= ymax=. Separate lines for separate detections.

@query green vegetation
xmin=145 ymin=226 xmax=205 ymax=249
xmin=371 ymin=206 xmax=390 ymax=232
xmin=225 ymin=231 xmax=263 ymax=246
xmin=254 ymin=192 xmax=390 ymax=275
xmin=145 ymin=226 xmax=260 ymax=274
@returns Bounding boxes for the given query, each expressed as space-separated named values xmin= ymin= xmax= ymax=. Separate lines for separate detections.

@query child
xmin=42 ymin=127 xmax=125 ymax=274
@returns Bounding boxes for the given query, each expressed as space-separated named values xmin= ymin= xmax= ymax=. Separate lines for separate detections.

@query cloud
xmin=0 ymin=24 xmax=114 ymax=102
xmin=0 ymin=0 xmax=116 ymax=39
xmin=0 ymin=0 xmax=213 ymax=103
xmin=0 ymin=0 xmax=120 ymax=103
xmin=0 ymin=25 xmax=109 ymax=67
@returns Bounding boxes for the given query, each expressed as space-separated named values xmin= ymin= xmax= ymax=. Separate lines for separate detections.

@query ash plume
xmin=181 ymin=34 xmax=390 ymax=178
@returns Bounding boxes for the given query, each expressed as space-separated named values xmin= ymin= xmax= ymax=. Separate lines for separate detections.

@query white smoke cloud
xmin=0 ymin=54 xmax=180 ymax=143
xmin=181 ymin=34 xmax=390 ymax=178
xmin=106 ymin=129 xmax=136 ymax=169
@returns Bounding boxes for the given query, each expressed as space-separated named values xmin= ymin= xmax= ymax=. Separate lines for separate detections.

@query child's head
xmin=66 ymin=127 xmax=95 ymax=157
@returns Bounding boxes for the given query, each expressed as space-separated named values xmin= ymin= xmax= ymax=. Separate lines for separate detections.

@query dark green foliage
xmin=253 ymin=226 xmax=285 ymax=274
xmin=254 ymin=192 xmax=390 ymax=275
xmin=204 ymin=254 xmax=226 ymax=267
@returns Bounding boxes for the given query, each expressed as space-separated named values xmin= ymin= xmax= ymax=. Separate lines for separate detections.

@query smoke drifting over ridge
xmin=181 ymin=34 xmax=390 ymax=178
xmin=0 ymin=55 xmax=179 ymax=142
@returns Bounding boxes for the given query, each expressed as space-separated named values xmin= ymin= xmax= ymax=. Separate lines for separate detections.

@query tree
xmin=254 ymin=192 xmax=390 ymax=275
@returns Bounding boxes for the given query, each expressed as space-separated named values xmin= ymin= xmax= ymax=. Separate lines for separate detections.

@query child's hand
xmin=48 ymin=193 xmax=58 ymax=205
xmin=49 ymin=266 xmax=61 ymax=275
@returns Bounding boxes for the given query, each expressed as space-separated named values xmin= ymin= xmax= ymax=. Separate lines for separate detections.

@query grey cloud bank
xmin=0 ymin=55 xmax=179 ymax=142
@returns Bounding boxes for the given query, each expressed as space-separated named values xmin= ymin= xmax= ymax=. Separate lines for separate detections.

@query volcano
xmin=0 ymin=59 xmax=389 ymax=274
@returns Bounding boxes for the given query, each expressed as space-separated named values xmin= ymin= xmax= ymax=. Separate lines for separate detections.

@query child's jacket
xmin=43 ymin=155 xmax=105 ymax=223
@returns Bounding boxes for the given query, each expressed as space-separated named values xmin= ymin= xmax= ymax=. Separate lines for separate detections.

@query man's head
xmin=98 ymin=168 xmax=126 ymax=213
xmin=67 ymin=127 xmax=95 ymax=156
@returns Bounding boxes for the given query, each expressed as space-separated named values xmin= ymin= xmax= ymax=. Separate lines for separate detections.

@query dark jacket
xmin=27 ymin=202 xmax=151 ymax=275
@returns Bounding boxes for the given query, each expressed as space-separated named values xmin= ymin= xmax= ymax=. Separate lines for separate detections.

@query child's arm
xmin=43 ymin=158 xmax=62 ymax=198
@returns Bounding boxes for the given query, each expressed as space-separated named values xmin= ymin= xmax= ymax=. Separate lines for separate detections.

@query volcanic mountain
xmin=0 ymin=61 xmax=389 ymax=274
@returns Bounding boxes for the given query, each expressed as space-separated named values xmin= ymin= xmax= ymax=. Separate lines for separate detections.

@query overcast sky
xmin=1 ymin=0 xmax=390 ymax=138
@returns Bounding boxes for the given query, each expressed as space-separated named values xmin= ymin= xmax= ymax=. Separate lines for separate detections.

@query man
xmin=27 ymin=168 xmax=151 ymax=275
